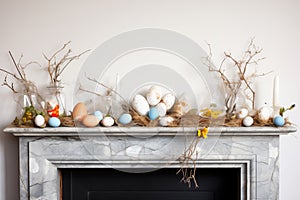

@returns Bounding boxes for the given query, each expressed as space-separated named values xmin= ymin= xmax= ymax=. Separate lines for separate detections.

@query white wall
xmin=0 ymin=0 xmax=299 ymax=199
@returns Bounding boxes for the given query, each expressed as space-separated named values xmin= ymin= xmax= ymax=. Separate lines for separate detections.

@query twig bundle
xmin=43 ymin=41 xmax=90 ymax=86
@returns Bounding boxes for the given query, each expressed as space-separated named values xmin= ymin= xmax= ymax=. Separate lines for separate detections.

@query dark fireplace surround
xmin=4 ymin=126 xmax=296 ymax=200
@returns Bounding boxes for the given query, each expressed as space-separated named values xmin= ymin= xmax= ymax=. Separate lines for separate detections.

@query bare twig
xmin=177 ymin=136 xmax=200 ymax=188
xmin=1 ymin=75 xmax=18 ymax=93
xmin=79 ymin=85 xmax=103 ymax=97
xmin=79 ymin=74 xmax=134 ymax=112
xmin=9 ymin=51 xmax=24 ymax=79
xmin=0 ymin=68 xmax=21 ymax=81
xmin=44 ymin=41 xmax=90 ymax=86
xmin=85 ymin=74 xmax=131 ymax=107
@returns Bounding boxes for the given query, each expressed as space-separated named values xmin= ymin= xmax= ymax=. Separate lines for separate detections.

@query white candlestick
xmin=115 ymin=73 xmax=120 ymax=101
xmin=273 ymin=75 xmax=279 ymax=108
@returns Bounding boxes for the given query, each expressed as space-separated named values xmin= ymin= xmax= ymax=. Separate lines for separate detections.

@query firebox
xmin=61 ymin=168 xmax=240 ymax=200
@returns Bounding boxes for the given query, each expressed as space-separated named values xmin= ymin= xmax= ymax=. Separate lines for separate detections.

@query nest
xmin=60 ymin=116 xmax=75 ymax=127
xmin=11 ymin=115 xmax=75 ymax=128
xmin=223 ymin=112 xmax=291 ymax=127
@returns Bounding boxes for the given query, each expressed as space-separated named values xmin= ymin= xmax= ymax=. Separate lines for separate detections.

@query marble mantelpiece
xmin=4 ymin=126 xmax=297 ymax=200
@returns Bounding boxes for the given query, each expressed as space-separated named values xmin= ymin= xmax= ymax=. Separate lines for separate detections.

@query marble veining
xmin=3 ymin=126 xmax=297 ymax=200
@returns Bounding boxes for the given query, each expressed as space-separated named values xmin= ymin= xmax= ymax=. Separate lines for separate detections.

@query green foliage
xmin=279 ymin=104 xmax=296 ymax=116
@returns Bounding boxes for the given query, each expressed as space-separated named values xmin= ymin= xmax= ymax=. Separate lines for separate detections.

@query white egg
xmin=258 ymin=107 xmax=271 ymax=122
xmin=34 ymin=115 xmax=45 ymax=127
xmin=162 ymin=93 xmax=176 ymax=110
xmin=237 ymin=108 xmax=249 ymax=119
xmin=155 ymin=102 xmax=167 ymax=117
xmin=101 ymin=116 xmax=115 ymax=127
xmin=132 ymin=94 xmax=150 ymax=116
xmin=243 ymin=116 xmax=254 ymax=127
xmin=159 ymin=116 xmax=174 ymax=126
xmin=146 ymin=86 xmax=162 ymax=106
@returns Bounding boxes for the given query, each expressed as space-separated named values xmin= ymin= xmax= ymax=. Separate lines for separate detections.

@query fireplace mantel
xmin=4 ymin=126 xmax=297 ymax=200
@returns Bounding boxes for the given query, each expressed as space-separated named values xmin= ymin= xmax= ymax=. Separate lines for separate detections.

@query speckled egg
xmin=94 ymin=110 xmax=103 ymax=121
xmin=258 ymin=107 xmax=271 ymax=122
xmin=162 ymin=93 xmax=175 ymax=110
xmin=159 ymin=116 xmax=174 ymax=127
xmin=82 ymin=115 xmax=100 ymax=127
xmin=242 ymin=116 xmax=253 ymax=127
xmin=148 ymin=107 xmax=159 ymax=120
xmin=132 ymin=94 xmax=150 ymax=116
xmin=72 ymin=102 xmax=88 ymax=121
xmin=237 ymin=108 xmax=249 ymax=119
xmin=273 ymin=116 xmax=285 ymax=127
xmin=48 ymin=117 xmax=61 ymax=127
xmin=118 ymin=113 xmax=132 ymax=125
xmin=155 ymin=102 xmax=167 ymax=117
xmin=101 ymin=116 xmax=115 ymax=127
xmin=146 ymin=86 xmax=162 ymax=106
xmin=34 ymin=115 xmax=45 ymax=127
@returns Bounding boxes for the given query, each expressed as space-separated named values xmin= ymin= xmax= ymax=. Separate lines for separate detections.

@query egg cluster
xmin=131 ymin=86 xmax=176 ymax=126
xmin=35 ymin=85 xmax=177 ymax=128
xmin=72 ymin=102 xmax=116 ymax=127
xmin=237 ymin=106 xmax=285 ymax=127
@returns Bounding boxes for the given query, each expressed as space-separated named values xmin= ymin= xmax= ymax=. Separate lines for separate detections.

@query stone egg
xmin=72 ymin=102 xmax=88 ymax=121
xmin=242 ymin=116 xmax=253 ymax=127
xmin=237 ymin=108 xmax=249 ymax=119
xmin=146 ymin=86 xmax=162 ymax=106
xmin=273 ymin=116 xmax=285 ymax=127
xmin=101 ymin=116 xmax=115 ymax=127
xmin=148 ymin=107 xmax=159 ymax=120
xmin=48 ymin=117 xmax=61 ymax=127
xmin=258 ymin=107 xmax=271 ymax=122
xmin=132 ymin=94 xmax=150 ymax=116
xmin=94 ymin=110 xmax=104 ymax=121
xmin=159 ymin=116 xmax=174 ymax=127
xmin=118 ymin=113 xmax=132 ymax=125
xmin=162 ymin=93 xmax=175 ymax=110
xmin=82 ymin=115 xmax=100 ymax=127
xmin=34 ymin=115 xmax=45 ymax=127
xmin=155 ymin=102 xmax=167 ymax=117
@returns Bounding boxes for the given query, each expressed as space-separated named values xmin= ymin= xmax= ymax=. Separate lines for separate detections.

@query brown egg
xmin=72 ymin=102 xmax=88 ymax=121
xmin=82 ymin=115 xmax=100 ymax=127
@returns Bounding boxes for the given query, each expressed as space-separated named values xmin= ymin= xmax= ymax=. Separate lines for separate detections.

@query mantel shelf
xmin=3 ymin=126 xmax=297 ymax=137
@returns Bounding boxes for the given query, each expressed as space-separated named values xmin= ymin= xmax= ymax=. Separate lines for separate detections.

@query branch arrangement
xmin=204 ymin=39 xmax=271 ymax=119
xmin=43 ymin=41 xmax=90 ymax=87
xmin=0 ymin=51 xmax=42 ymax=106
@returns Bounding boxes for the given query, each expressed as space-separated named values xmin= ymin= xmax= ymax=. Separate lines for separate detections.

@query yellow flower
xmin=200 ymin=108 xmax=222 ymax=119
xmin=197 ymin=127 xmax=209 ymax=138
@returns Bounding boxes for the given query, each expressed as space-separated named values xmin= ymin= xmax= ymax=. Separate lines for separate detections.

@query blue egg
xmin=148 ymin=107 xmax=159 ymax=120
xmin=118 ymin=113 xmax=132 ymax=125
xmin=94 ymin=110 xmax=103 ymax=121
xmin=273 ymin=116 xmax=285 ymax=127
xmin=48 ymin=117 xmax=61 ymax=127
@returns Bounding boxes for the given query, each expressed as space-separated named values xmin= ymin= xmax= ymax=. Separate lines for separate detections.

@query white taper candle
xmin=273 ymin=75 xmax=279 ymax=108
xmin=115 ymin=73 xmax=120 ymax=101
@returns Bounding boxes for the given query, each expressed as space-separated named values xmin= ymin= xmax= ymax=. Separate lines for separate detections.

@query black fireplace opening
xmin=61 ymin=168 xmax=241 ymax=200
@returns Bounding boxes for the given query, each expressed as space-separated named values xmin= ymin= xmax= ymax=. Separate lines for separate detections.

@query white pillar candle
xmin=273 ymin=75 xmax=279 ymax=108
